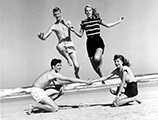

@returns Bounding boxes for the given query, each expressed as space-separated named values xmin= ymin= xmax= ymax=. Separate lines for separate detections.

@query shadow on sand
xmin=58 ymin=103 xmax=112 ymax=110
xmin=25 ymin=103 xmax=112 ymax=115
xmin=26 ymin=102 xmax=136 ymax=115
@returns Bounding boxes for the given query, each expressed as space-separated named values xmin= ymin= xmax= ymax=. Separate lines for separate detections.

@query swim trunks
xmin=31 ymin=87 xmax=46 ymax=103
xmin=57 ymin=41 xmax=76 ymax=54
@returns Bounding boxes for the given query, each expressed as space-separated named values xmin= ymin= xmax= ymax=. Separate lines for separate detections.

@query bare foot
xmin=67 ymin=60 xmax=72 ymax=66
xmin=26 ymin=104 xmax=33 ymax=115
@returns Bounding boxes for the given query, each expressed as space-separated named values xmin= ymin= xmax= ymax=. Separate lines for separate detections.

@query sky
xmin=1 ymin=0 xmax=158 ymax=89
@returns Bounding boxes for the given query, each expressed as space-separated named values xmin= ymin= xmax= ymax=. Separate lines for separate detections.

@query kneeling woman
xmin=92 ymin=54 xmax=141 ymax=107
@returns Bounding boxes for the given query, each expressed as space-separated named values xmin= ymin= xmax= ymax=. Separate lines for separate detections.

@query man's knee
xmin=49 ymin=105 xmax=59 ymax=112
xmin=56 ymin=44 xmax=65 ymax=51
xmin=53 ymin=106 xmax=59 ymax=112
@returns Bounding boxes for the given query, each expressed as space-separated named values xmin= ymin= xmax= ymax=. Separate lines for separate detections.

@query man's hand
xmin=38 ymin=32 xmax=44 ymax=40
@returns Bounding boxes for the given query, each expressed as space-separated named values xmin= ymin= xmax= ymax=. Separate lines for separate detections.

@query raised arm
xmin=38 ymin=26 xmax=54 ymax=40
xmin=100 ymin=16 xmax=124 ymax=28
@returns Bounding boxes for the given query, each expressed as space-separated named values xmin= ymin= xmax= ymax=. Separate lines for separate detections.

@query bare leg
xmin=32 ymin=96 xmax=58 ymax=113
xmin=44 ymin=88 xmax=63 ymax=100
xmin=109 ymin=87 xmax=119 ymax=96
xmin=69 ymin=52 xmax=80 ymax=78
xmin=52 ymin=91 xmax=64 ymax=101
xmin=56 ymin=44 xmax=72 ymax=66
xmin=44 ymin=88 xmax=59 ymax=96
xmin=113 ymin=95 xmax=141 ymax=107
xmin=90 ymin=48 xmax=105 ymax=84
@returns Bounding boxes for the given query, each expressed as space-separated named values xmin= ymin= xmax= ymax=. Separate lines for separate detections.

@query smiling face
xmin=114 ymin=58 xmax=123 ymax=69
xmin=85 ymin=6 xmax=93 ymax=18
xmin=53 ymin=63 xmax=62 ymax=73
xmin=53 ymin=10 xmax=62 ymax=21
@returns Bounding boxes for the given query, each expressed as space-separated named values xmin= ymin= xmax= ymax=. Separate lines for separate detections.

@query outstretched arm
xmin=100 ymin=16 xmax=124 ymax=28
xmin=54 ymin=73 xmax=91 ymax=85
xmin=71 ymin=27 xmax=84 ymax=38
xmin=91 ymin=73 xmax=114 ymax=83
xmin=38 ymin=26 xmax=54 ymax=40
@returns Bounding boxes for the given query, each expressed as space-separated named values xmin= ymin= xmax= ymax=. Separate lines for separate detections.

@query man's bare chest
xmin=54 ymin=23 xmax=68 ymax=32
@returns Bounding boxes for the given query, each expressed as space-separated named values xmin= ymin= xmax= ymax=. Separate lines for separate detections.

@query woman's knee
xmin=113 ymin=100 xmax=119 ymax=107
xmin=109 ymin=87 xmax=117 ymax=95
xmin=94 ymin=56 xmax=101 ymax=62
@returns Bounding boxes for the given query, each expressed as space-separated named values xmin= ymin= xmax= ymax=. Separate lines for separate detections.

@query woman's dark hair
xmin=50 ymin=58 xmax=62 ymax=68
xmin=113 ymin=54 xmax=131 ymax=67
xmin=84 ymin=5 xmax=100 ymax=19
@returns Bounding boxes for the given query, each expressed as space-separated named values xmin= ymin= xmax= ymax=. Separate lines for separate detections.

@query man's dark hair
xmin=53 ymin=7 xmax=61 ymax=13
xmin=50 ymin=58 xmax=62 ymax=68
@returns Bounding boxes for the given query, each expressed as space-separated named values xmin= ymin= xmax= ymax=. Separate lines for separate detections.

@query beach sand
xmin=1 ymin=83 xmax=158 ymax=120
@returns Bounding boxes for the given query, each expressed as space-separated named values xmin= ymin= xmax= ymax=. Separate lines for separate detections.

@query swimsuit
xmin=31 ymin=87 xmax=46 ymax=103
xmin=110 ymin=82 xmax=138 ymax=98
xmin=87 ymin=35 xmax=105 ymax=57
xmin=80 ymin=17 xmax=105 ymax=57
xmin=57 ymin=41 xmax=76 ymax=54
xmin=124 ymin=82 xmax=138 ymax=97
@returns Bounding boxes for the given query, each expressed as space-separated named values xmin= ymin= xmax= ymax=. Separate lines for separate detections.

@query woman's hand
xmin=119 ymin=16 xmax=124 ymax=22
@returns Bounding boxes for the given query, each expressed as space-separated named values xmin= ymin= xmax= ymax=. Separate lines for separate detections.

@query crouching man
xmin=27 ymin=58 xmax=91 ymax=114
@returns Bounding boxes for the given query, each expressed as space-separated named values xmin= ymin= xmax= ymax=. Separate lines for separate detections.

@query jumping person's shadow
xmin=58 ymin=103 xmax=112 ymax=110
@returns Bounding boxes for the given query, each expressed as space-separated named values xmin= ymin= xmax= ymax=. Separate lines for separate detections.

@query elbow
xmin=42 ymin=38 xmax=46 ymax=41
xmin=106 ymin=25 xmax=111 ymax=28
xmin=78 ymin=35 xmax=82 ymax=38
xmin=40 ymin=38 xmax=46 ymax=41
xmin=78 ymin=33 xmax=83 ymax=38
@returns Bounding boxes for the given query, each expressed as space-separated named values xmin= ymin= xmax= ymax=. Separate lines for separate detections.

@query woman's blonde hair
xmin=84 ymin=5 xmax=100 ymax=19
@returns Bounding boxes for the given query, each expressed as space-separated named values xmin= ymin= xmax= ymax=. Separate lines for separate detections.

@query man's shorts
xmin=31 ymin=87 xmax=46 ymax=103
xmin=58 ymin=41 xmax=76 ymax=54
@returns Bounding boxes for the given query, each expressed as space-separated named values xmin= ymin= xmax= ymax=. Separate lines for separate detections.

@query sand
xmin=1 ymin=83 xmax=158 ymax=120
